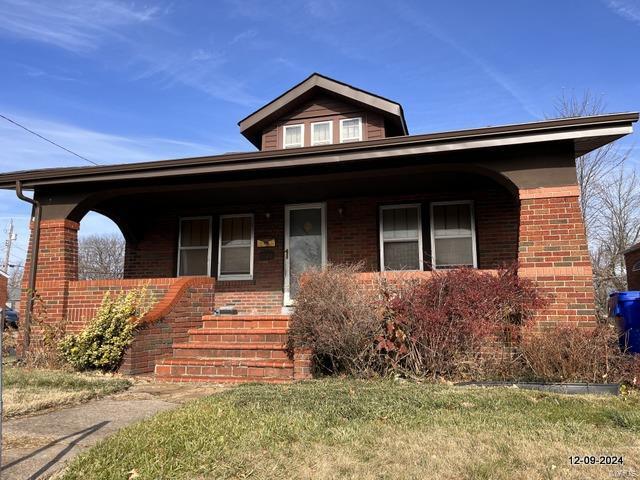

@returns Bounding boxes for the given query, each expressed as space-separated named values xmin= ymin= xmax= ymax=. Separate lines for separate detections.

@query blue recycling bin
xmin=609 ymin=291 xmax=640 ymax=354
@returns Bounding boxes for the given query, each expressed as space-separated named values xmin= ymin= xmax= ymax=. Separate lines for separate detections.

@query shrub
xmin=378 ymin=265 xmax=545 ymax=379
xmin=287 ymin=263 xmax=383 ymax=375
xmin=519 ymin=324 xmax=639 ymax=385
xmin=59 ymin=288 xmax=152 ymax=372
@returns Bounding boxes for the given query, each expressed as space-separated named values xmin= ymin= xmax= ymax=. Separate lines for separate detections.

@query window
xmin=283 ymin=124 xmax=304 ymax=148
xmin=633 ymin=260 xmax=640 ymax=272
xmin=379 ymin=205 xmax=423 ymax=271
xmin=218 ymin=214 xmax=254 ymax=280
xmin=178 ymin=217 xmax=211 ymax=276
xmin=311 ymin=121 xmax=333 ymax=146
xmin=340 ymin=117 xmax=362 ymax=143
xmin=430 ymin=201 xmax=477 ymax=268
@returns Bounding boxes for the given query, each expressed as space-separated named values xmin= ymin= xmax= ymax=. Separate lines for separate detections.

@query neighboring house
xmin=624 ymin=243 xmax=640 ymax=290
xmin=0 ymin=270 xmax=7 ymax=309
xmin=0 ymin=73 xmax=637 ymax=382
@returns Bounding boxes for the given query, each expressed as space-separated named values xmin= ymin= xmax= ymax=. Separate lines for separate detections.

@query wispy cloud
xmin=0 ymin=112 xmax=223 ymax=173
xmin=0 ymin=0 xmax=162 ymax=53
xmin=392 ymin=2 xmax=539 ymax=118
xmin=605 ymin=0 xmax=640 ymax=25
xmin=229 ymin=29 xmax=258 ymax=45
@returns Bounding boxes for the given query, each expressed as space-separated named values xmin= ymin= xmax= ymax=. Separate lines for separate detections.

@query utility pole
xmin=3 ymin=219 xmax=16 ymax=273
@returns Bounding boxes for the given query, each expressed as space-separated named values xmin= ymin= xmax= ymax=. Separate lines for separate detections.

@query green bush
xmin=59 ymin=288 xmax=152 ymax=372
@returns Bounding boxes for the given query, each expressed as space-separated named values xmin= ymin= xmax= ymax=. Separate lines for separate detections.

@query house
xmin=0 ymin=270 xmax=7 ymax=309
xmin=0 ymin=73 xmax=637 ymax=382
xmin=624 ymin=243 xmax=640 ymax=290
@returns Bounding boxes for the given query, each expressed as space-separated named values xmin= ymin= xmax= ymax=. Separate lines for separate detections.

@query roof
xmin=0 ymin=112 xmax=637 ymax=189
xmin=624 ymin=242 xmax=640 ymax=255
xmin=238 ymin=73 xmax=408 ymax=148
xmin=0 ymin=270 xmax=8 ymax=279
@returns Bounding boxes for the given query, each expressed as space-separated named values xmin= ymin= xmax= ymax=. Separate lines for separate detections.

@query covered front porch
xmin=17 ymin=141 xmax=595 ymax=381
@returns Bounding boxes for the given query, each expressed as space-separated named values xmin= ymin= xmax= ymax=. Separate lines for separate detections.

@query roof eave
xmin=1 ymin=112 xmax=636 ymax=190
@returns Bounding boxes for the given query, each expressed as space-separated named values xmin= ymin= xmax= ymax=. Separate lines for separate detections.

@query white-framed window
xmin=340 ymin=117 xmax=362 ymax=143
xmin=283 ymin=124 xmax=304 ymax=149
xmin=379 ymin=204 xmax=423 ymax=271
xmin=430 ymin=201 xmax=477 ymax=268
xmin=217 ymin=214 xmax=254 ymax=280
xmin=311 ymin=120 xmax=333 ymax=146
xmin=177 ymin=217 xmax=212 ymax=276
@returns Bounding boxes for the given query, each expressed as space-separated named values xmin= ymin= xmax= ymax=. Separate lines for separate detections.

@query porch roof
xmin=0 ymin=112 xmax=637 ymax=190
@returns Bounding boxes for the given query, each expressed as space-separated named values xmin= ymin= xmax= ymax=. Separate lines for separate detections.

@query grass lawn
xmin=61 ymin=379 xmax=639 ymax=480
xmin=3 ymin=365 xmax=131 ymax=418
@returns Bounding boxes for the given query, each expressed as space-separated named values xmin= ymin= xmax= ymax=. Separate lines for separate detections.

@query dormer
xmin=238 ymin=73 xmax=408 ymax=151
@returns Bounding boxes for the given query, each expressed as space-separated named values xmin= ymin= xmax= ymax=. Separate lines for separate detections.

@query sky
xmin=0 ymin=0 xmax=639 ymax=271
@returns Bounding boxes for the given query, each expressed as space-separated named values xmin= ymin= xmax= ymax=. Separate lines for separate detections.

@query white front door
xmin=284 ymin=203 xmax=327 ymax=305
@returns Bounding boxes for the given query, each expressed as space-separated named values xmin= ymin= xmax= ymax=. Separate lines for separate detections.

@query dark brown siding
xmin=261 ymin=95 xmax=386 ymax=151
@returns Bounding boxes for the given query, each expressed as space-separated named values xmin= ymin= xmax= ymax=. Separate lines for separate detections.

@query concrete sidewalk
xmin=1 ymin=382 xmax=223 ymax=480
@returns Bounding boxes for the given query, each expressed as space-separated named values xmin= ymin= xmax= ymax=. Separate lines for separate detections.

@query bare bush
xmin=519 ymin=324 xmax=639 ymax=385
xmin=287 ymin=263 xmax=383 ymax=375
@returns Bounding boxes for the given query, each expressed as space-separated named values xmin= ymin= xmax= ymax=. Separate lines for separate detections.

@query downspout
xmin=15 ymin=180 xmax=41 ymax=356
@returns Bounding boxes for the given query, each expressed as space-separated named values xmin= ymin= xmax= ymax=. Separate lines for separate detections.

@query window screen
xmin=341 ymin=118 xmax=361 ymax=142
xmin=431 ymin=202 xmax=476 ymax=268
xmin=218 ymin=215 xmax=253 ymax=279
xmin=284 ymin=125 xmax=303 ymax=148
xmin=312 ymin=122 xmax=332 ymax=145
xmin=380 ymin=206 xmax=422 ymax=271
xmin=178 ymin=218 xmax=210 ymax=276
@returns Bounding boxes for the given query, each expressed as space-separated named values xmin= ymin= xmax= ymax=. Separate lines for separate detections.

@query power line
xmin=0 ymin=113 xmax=99 ymax=166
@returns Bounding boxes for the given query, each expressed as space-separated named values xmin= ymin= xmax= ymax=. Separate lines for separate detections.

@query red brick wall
xmin=120 ymin=278 xmax=215 ymax=374
xmin=518 ymin=186 xmax=596 ymax=327
xmin=625 ymin=246 xmax=640 ymax=290
xmin=124 ymin=215 xmax=177 ymax=278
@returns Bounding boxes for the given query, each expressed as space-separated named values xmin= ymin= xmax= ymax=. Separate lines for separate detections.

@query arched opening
xmin=77 ymin=211 xmax=126 ymax=280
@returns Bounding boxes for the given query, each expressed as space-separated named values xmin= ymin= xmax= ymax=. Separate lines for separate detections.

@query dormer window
xmin=311 ymin=121 xmax=333 ymax=146
xmin=340 ymin=117 xmax=362 ymax=143
xmin=283 ymin=124 xmax=304 ymax=148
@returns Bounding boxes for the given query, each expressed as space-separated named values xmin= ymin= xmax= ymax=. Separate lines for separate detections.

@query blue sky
xmin=0 ymin=0 xmax=639 ymax=269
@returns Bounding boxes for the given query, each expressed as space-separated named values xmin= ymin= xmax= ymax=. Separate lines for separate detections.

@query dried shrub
xmin=378 ymin=266 xmax=545 ymax=379
xmin=519 ymin=324 xmax=639 ymax=385
xmin=23 ymin=291 xmax=68 ymax=368
xmin=287 ymin=263 xmax=383 ymax=375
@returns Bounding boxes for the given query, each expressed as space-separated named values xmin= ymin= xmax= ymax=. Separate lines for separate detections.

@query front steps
xmin=154 ymin=315 xmax=294 ymax=383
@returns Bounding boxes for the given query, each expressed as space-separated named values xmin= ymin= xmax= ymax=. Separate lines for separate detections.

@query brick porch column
xmin=518 ymin=186 xmax=596 ymax=328
xmin=20 ymin=219 xmax=79 ymax=352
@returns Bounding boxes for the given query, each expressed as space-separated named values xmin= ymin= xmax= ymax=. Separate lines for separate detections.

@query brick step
xmin=155 ymin=376 xmax=292 ymax=384
xmin=158 ymin=357 xmax=294 ymax=368
xmin=172 ymin=342 xmax=288 ymax=360
xmin=202 ymin=315 xmax=290 ymax=330
xmin=155 ymin=357 xmax=293 ymax=380
xmin=186 ymin=328 xmax=289 ymax=344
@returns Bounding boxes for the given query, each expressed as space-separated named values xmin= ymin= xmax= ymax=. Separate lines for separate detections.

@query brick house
xmin=0 ymin=270 xmax=7 ymax=310
xmin=624 ymin=243 xmax=640 ymax=291
xmin=0 ymin=73 xmax=637 ymax=382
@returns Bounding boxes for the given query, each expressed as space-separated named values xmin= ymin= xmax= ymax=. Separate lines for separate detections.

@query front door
xmin=284 ymin=203 xmax=327 ymax=305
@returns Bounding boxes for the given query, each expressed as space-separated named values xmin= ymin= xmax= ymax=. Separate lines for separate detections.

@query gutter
xmin=15 ymin=180 xmax=40 ymax=356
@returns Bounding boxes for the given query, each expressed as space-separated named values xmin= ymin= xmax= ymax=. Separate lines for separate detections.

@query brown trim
xmin=0 ymin=112 xmax=636 ymax=189
xmin=623 ymin=242 xmax=640 ymax=255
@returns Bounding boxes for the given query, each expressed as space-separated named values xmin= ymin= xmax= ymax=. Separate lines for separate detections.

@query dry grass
xmin=61 ymin=379 xmax=640 ymax=480
xmin=3 ymin=366 xmax=131 ymax=418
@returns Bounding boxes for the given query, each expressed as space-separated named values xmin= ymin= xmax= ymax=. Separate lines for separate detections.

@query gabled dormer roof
xmin=238 ymin=73 xmax=408 ymax=148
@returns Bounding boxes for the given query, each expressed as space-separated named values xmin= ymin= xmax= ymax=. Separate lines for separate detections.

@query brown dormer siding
xmin=261 ymin=95 xmax=386 ymax=151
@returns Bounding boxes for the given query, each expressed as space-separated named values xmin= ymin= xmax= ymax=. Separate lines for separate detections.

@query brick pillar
xmin=293 ymin=348 xmax=313 ymax=380
xmin=19 ymin=219 xmax=79 ymax=354
xmin=0 ymin=273 xmax=7 ymax=308
xmin=518 ymin=186 xmax=596 ymax=328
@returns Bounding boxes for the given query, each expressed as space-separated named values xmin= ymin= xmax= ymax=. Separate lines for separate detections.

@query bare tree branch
xmin=78 ymin=234 xmax=125 ymax=280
